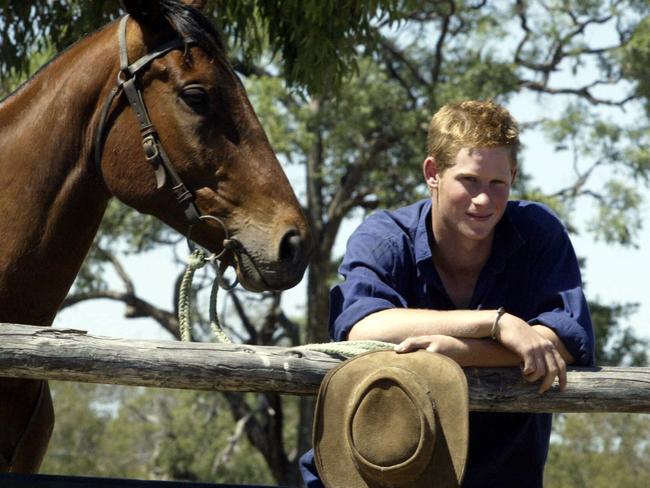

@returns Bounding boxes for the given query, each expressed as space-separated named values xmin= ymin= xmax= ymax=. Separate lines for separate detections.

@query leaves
xmin=546 ymin=412 xmax=650 ymax=488
xmin=41 ymin=384 xmax=280 ymax=484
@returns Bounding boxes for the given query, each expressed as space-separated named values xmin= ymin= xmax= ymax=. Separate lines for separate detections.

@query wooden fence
xmin=1 ymin=323 xmax=649 ymax=413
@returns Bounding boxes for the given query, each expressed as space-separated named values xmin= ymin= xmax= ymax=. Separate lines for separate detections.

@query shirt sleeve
xmin=528 ymin=215 xmax=595 ymax=366
xmin=328 ymin=218 xmax=412 ymax=342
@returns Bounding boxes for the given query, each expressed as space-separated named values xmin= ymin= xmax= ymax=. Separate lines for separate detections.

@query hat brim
xmin=314 ymin=350 xmax=468 ymax=488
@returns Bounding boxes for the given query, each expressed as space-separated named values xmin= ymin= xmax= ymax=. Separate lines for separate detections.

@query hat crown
xmin=314 ymin=350 xmax=469 ymax=488
xmin=346 ymin=367 xmax=436 ymax=485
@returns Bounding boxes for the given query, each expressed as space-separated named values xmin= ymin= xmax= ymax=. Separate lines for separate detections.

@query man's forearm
xmin=348 ymin=308 xmax=501 ymax=342
xmin=397 ymin=335 xmax=522 ymax=367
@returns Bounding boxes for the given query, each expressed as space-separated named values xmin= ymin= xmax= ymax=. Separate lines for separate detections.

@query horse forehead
xmin=155 ymin=46 xmax=233 ymax=83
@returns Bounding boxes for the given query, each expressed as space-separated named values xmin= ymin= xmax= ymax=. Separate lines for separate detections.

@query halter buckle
xmin=142 ymin=135 xmax=159 ymax=161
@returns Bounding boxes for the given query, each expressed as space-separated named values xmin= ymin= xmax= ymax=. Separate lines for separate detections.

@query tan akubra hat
xmin=313 ymin=350 xmax=469 ymax=488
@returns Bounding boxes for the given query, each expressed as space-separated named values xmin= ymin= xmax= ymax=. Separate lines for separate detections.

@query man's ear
xmin=423 ymin=156 xmax=442 ymax=191
xmin=511 ymin=167 xmax=518 ymax=186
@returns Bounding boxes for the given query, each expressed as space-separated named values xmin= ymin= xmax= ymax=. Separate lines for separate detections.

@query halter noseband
xmin=94 ymin=15 xmax=200 ymax=224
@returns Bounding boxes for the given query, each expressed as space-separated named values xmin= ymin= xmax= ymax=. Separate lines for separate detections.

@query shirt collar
xmin=414 ymin=199 xmax=526 ymax=277
xmin=487 ymin=203 xmax=526 ymax=275
xmin=414 ymin=199 xmax=434 ymax=267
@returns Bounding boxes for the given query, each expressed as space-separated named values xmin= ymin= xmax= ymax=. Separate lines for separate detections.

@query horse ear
xmin=121 ymin=0 xmax=164 ymax=23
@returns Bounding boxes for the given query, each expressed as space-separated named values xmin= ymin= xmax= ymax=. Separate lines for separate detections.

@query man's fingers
xmin=537 ymin=349 xmax=567 ymax=394
xmin=521 ymin=353 xmax=537 ymax=377
xmin=523 ymin=353 xmax=545 ymax=383
xmin=394 ymin=336 xmax=428 ymax=353
xmin=555 ymin=350 xmax=567 ymax=391
xmin=537 ymin=351 xmax=558 ymax=394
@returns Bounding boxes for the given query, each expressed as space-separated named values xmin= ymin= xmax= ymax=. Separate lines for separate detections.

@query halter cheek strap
xmin=95 ymin=15 xmax=201 ymax=224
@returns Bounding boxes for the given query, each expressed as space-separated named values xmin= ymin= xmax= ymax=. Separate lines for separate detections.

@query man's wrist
xmin=490 ymin=307 xmax=506 ymax=340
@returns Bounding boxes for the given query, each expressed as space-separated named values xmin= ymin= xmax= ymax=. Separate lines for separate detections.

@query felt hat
xmin=313 ymin=350 xmax=469 ymax=488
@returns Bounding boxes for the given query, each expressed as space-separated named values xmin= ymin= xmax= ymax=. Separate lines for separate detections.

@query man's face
xmin=426 ymin=147 xmax=514 ymax=243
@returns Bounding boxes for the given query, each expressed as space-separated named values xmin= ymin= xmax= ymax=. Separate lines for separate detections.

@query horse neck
xmin=0 ymin=24 xmax=120 ymax=326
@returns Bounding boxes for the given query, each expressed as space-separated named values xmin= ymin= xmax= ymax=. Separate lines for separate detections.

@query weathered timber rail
xmin=1 ymin=323 xmax=649 ymax=413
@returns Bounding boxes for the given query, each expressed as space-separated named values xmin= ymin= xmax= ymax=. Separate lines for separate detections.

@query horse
xmin=0 ymin=0 xmax=311 ymax=473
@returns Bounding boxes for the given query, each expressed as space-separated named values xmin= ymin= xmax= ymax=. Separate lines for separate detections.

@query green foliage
xmin=0 ymin=44 xmax=55 ymax=98
xmin=0 ymin=0 xmax=120 ymax=79
xmin=42 ymin=384 xmax=282 ymax=484
xmin=213 ymin=0 xmax=402 ymax=94
xmin=436 ymin=58 xmax=520 ymax=104
xmin=587 ymin=180 xmax=643 ymax=247
xmin=621 ymin=16 xmax=650 ymax=116
xmin=546 ymin=413 xmax=650 ymax=488
xmin=0 ymin=0 xmax=405 ymax=95
xmin=590 ymin=301 xmax=648 ymax=366
xmin=537 ymin=102 xmax=649 ymax=247
xmin=40 ymin=382 xmax=115 ymax=475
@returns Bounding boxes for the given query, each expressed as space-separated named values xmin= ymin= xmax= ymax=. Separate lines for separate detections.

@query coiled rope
xmin=177 ymin=249 xmax=394 ymax=358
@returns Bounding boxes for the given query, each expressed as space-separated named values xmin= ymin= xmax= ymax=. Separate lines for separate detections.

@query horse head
xmin=97 ymin=0 xmax=311 ymax=292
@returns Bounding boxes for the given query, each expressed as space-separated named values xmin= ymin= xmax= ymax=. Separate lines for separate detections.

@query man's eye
xmin=462 ymin=176 xmax=477 ymax=183
xmin=181 ymin=85 xmax=209 ymax=113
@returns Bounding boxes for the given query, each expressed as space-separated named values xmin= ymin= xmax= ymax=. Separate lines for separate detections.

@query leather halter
xmin=95 ymin=15 xmax=201 ymax=224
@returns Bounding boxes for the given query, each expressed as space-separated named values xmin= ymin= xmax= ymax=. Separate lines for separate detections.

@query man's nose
xmin=472 ymin=189 xmax=491 ymax=206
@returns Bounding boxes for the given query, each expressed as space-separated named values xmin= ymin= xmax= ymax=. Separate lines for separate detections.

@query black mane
xmin=159 ymin=0 xmax=225 ymax=56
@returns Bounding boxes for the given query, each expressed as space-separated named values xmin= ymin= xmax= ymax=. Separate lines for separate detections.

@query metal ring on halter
xmin=186 ymin=214 xmax=240 ymax=290
xmin=186 ymin=214 xmax=229 ymax=259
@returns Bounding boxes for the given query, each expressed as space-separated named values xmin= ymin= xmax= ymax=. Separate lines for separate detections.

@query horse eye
xmin=181 ymin=85 xmax=209 ymax=113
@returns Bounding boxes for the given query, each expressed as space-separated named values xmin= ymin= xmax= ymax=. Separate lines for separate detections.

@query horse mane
xmin=159 ymin=0 xmax=226 ymax=56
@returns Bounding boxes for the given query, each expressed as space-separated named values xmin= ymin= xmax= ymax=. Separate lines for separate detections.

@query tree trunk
xmin=298 ymin=245 xmax=332 ymax=472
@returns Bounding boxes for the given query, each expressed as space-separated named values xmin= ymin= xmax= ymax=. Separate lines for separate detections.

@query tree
xmin=3 ymin=0 xmax=650 ymax=486
xmin=545 ymin=412 xmax=650 ymax=488
xmin=41 ymin=383 xmax=284 ymax=484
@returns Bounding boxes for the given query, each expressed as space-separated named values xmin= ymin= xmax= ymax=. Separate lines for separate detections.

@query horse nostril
xmin=279 ymin=228 xmax=303 ymax=264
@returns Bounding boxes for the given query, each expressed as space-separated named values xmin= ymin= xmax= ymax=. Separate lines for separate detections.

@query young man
xmin=300 ymin=100 xmax=594 ymax=487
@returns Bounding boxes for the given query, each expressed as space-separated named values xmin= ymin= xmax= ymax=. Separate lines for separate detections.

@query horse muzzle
xmin=225 ymin=228 xmax=311 ymax=292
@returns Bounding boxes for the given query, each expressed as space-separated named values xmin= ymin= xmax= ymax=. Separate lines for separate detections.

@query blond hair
xmin=427 ymin=100 xmax=519 ymax=173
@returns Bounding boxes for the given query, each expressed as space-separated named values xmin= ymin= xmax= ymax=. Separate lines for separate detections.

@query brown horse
xmin=0 ymin=0 xmax=311 ymax=473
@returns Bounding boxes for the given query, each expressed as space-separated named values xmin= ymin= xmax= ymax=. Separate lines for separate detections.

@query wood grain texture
xmin=1 ymin=324 xmax=648 ymax=413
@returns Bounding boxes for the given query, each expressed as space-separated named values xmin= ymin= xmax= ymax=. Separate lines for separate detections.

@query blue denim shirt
xmin=300 ymin=199 xmax=594 ymax=488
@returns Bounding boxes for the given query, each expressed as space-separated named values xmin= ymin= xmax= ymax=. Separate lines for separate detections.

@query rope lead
xmin=178 ymin=248 xmax=231 ymax=343
xmin=178 ymin=251 xmax=394 ymax=357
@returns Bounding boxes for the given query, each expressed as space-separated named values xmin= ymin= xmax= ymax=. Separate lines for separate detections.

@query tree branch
xmin=519 ymin=80 xmax=635 ymax=106
xmin=60 ymin=290 xmax=180 ymax=339
xmin=431 ymin=1 xmax=455 ymax=89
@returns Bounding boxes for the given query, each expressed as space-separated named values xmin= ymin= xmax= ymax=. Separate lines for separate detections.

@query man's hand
xmin=394 ymin=334 xmax=461 ymax=355
xmin=394 ymin=314 xmax=567 ymax=394
xmin=497 ymin=314 xmax=567 ymax=393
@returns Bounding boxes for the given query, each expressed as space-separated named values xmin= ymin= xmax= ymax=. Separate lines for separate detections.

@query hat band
xmin=345 ymin=366 xmax=437 ymax=485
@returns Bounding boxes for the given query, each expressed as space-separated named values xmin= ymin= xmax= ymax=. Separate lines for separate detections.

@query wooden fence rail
xmin=1 ymin=323 xmax=649 ymax=413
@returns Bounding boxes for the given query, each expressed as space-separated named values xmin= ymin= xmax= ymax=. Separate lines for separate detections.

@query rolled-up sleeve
xmin=528 ymin=222 xmax=595 ymax=366
xmin=329 ymin=225 xmax=411 ymax=342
